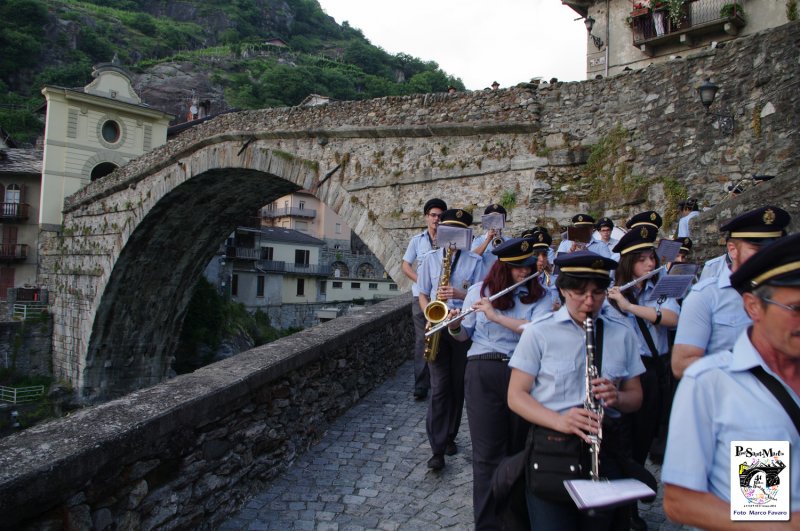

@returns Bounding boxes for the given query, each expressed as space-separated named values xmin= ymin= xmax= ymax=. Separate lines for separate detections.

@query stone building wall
xmin=0 ymin=295 xmax=413 ymax=531
xmin=0 ymin=319 xmax=52 ymax=377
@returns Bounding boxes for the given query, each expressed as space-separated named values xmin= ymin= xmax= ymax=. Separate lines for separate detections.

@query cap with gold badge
xmin=626 ymin=211 xmax=663 ymax=230
xmin=571 ymin=214 xmax=595 ymax=227
xmin=613 ymin=225 xmax=658 ymax=255
xmin=719 ymin=205 xmax=790 ymax=244
xmin=554 ymin=250 xmax=618 ymax=279
xmin=730 ymin=233 xmax=800 ymax=293
xmin=439 ymin=208 xmax=473 ymax=228
xmin=675 ymin=236 xmax=692 ymax=254
xmin=491 ymin=238 xmax=538 ymax=267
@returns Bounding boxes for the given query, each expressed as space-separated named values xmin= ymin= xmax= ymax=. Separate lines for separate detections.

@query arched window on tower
xmin=91 ymin=162 xmax=119 ymax=181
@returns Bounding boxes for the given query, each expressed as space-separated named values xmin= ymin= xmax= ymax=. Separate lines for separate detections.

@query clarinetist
xmin=508 ymin=251 xmax=644 ymax=529
xmin=447 ymin=238 xmax=551 ymax=529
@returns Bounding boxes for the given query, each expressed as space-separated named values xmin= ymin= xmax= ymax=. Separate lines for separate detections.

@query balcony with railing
xmin=261 ymin=207 xmax=317 ymax=220
xmin=0 ymin=243 xmax=28 ymax=261
xmin=255 ymin=260 xmax=332 ymax=277
xmin=631 ymin=0 xmax=746 ymax=54
xmin=0 ymin=202 xmax=30 ymax=221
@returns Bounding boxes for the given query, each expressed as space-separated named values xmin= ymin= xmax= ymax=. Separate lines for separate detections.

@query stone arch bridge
xmin=39 ymin=21 xmax=800 ymax=401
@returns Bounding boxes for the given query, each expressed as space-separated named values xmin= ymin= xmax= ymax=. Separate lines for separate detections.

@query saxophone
xmin=583 ymin=316 xmax=603 ymax=481
xmin=423 ymin=244 xmax=456 ymax=362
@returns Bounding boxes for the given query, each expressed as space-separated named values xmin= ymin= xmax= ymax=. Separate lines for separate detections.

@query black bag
xmin=526 ymin=425 xmax=589 ymax=503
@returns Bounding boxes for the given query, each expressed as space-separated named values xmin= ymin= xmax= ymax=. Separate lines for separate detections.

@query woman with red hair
xmin=448 ymin=237 xmax=551 ymax=529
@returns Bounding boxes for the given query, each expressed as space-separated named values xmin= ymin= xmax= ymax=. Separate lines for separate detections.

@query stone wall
xmin=0 ymin=295 xmax=413 ymax=531
xmin=0 ymin=319 xmax=52 ymax=377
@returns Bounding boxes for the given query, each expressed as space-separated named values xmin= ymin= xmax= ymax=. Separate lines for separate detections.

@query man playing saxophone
xmin=417 ymin=208 xmax=484 ymax=471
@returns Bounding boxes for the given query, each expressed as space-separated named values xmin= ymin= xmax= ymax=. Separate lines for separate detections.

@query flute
xmin=424 ymin=271 xmax=541 ymax=337
xmin=615 ymin=265 xmax=666 ymax=292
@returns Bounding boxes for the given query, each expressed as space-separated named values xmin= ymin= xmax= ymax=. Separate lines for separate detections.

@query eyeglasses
xmin=427 ymin=212 xmax=442 ymax=219
xmin=760 ymin=297 xmax=800 ymax=316
xmin=568 ymin=289 xmax=607 ymax=300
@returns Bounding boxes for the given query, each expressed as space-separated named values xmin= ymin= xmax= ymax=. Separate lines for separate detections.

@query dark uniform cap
xmin=491 ymin=237 xmax=537 ymax=267
xmin=484 ymin=203 xmax=507 ymax=216
xmin=730 ymin=233 xmax=800 ymax=293
xmin=626 ymin=211 xmax=663 ymax=230
xmin=719 ymin=205 xmax=790 ymax=243
xmin=554 ymin=250 xmax=618 ymax=279
xmin=530 ymin=231 xmax=553 ymax=251
xmin=439 ymin=208 xmax=473 ymax=228
xmin=423 ymin=198 xmax=447 ymax=215
xmin=520 ymin=226 xmax=549 ymax=238
xmin=596 ymin=217 xmax=614 ymax=230
xmin=675 ymin=236 xmax=693 ymax=253
xmin=571 ymin=214 xmax=595 ymax=227
xmin=612 ymin=225 xmax=658 ymax=255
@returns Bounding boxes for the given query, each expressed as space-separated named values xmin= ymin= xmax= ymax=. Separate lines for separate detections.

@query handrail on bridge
xmin=0 ymin=385 xmax=45 ymax=404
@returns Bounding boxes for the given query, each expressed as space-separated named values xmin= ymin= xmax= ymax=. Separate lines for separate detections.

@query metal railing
xmin=255 ymin=260 xmax=332 ymax=276
xmin=0 ymin=385 xmax=45 ymax=404
xmin=0 ymin=202 xmax=30 ymax=220
xmin=0 ymin=243 xmax=28 ymax=261
xmin=261 ymin=207 xmax=317 ymax=219
xmin=13 ymin=302 xmax=47 ymax=320
xmin=631 ymin=0 xmax=746 ymax=45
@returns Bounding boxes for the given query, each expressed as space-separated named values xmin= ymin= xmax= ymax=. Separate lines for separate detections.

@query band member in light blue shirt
xmin=447 ymin=237 xmax=551 ymax=529
xmin=417 ymin=209 xmax=484 ymax=471
xmin=402 ymin=197 xmax=446 ymax=401
xmin=509 ymin=251 xmax=645 ymax=530
xmin=672 ymin=205 xmax=791 ymax=378
xmin=663 ymin=232 xmax=800 ymax=526
xmin=556 ymin=214 xmax=612 ymax=258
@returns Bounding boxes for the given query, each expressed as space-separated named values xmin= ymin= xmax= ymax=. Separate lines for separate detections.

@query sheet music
xmin=436 ymin=225 xmax=473 ymax=250
xmin=647 ymin=265 xmax=699 ymax=300
xmin=656 ymin=239 xmax=682 ymax=263
xmin=564 ymin=478 xmax=655 ymax=510
xmin=481 ymin=212 xmax=505 ymax=230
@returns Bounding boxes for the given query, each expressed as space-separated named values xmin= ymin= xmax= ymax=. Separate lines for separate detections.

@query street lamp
xmin=584 ymin=16 xmax=604 ymax=50
xmin=696 ymin=78 xmax=735 ymax=136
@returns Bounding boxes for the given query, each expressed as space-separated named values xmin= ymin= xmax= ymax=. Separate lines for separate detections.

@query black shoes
xmin=413 ymin=388 xmax=428 ymax=401
xmin=427 ymin=454 xmax=445 ymax=470
xmin=445 ymin=441 xmax=458 ymax=456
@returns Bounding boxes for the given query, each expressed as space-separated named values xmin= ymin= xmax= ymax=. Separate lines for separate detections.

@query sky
xmin=315 ymin=0 xmax=587 ymax=91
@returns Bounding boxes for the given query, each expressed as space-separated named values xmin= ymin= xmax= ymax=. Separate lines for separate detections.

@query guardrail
xmin=13 ymin=303 xmax=47 ymax=320
xmin=0 ymin=385 xmax=45 ymax=404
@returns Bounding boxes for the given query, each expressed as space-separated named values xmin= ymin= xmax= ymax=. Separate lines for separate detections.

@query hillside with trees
xmin=0 ymin=0 xmax=464 ymax=145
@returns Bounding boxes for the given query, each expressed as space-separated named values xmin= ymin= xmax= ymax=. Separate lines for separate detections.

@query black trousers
xmin=629 ymin=355 xmax=669 ymax=465
xmin=412 ymin=297 xmax=430 ymax=393
xmin=465 ymin=358 xmax=528 ymax=530
xmin=426 ymin=332 xmax=469 ymax=455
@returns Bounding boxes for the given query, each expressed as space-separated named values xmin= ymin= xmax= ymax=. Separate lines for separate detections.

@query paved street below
xmin=218 ymin=360 xmax=685 ymax=530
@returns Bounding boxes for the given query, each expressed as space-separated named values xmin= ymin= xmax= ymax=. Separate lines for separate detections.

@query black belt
xmin=468 ymin=353 xmax=511 ymax=362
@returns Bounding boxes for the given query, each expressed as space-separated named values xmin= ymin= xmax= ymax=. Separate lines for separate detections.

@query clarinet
xmin=583 ymin=316 xmax=603 ymax=482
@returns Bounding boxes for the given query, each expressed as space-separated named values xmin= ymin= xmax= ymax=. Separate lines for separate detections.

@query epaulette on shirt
xmin=520 ymin=311 xmax=554 ymax=331
xmin=683 ymin=350 xmax=733 ymax=379
xmin=600 ymin=303 xmax=629 ymax=326
xmin=687 ymin=276 xmax=718 ymax=294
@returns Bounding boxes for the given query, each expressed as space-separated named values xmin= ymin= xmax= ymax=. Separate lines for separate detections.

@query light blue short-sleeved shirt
xmin=471 ymin=234 xmax=509 ymax=271
xmin=677 ymin=210 xmax=699 ymax=238
xmin=673 ymin=267 xmax=750 ymax=354
xmin=402 ymin=231 xmax=436 ymax=297
xmin=417 ymin=248 xmax=484 ymax=309
xmin=662 ymin=331 xmax=800 ymax=510
xmin=509 ymin=305 xmax=645 ymax=414
xmin=461 ymin=281 xmax=552 ymax=357
xmin=556 ymin=239 xmax=613 ymax=259
xmin=615 ymin=279 xmax=681 ymax=357
xmin=699 ymin=254 xmax=729 ymax=282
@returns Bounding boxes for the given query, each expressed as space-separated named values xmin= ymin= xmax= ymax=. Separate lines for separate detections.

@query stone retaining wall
xmin=0 ymin=295 xmax=413 ymax=531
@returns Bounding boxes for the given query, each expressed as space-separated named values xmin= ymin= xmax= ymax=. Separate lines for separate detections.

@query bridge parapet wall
xmin=0 ymin=295 xmax=413 ymax=531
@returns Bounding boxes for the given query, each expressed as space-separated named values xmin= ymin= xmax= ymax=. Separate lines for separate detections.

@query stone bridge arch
xmin=38 ymin=22 xmax=800 ymax=401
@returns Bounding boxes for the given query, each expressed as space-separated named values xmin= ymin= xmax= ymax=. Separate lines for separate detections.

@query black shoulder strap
xmin=635 ymin=316 xmax=660 ymax=358
xmin=749 ymin=365 xmax=800 ymax=435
